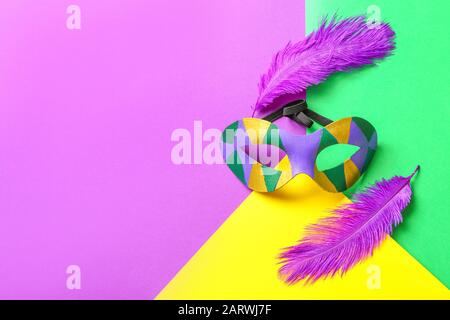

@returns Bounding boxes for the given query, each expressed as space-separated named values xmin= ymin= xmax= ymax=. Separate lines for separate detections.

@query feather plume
xmin=255 ymin=15 xmax=396 ymax=112
xmin=279 ymin=166 xmax=420 ymax=284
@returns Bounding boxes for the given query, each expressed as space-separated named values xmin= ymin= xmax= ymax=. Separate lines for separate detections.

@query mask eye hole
xmin=316 ymin=144 xmax=360 ymax=171
xmin=241 ymin=144 xmax=286 ymax=169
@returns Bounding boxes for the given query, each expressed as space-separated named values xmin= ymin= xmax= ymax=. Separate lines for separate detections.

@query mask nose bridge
xmin=280 ymin=130 xmax=322 ymax=178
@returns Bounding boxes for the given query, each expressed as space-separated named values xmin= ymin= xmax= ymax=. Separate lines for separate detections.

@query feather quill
xmin=279 ymin=166 xmax=419 ymax=284
xmin=255 ymin=15 xmax=396 ymax=112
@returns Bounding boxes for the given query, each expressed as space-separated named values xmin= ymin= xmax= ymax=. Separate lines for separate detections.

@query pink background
xmin=0 ymin=0 xmax=304 ymax=298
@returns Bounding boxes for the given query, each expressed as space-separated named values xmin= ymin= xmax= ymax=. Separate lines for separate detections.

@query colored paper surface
xmin=157 ymin=175 xmax=449 ymax=299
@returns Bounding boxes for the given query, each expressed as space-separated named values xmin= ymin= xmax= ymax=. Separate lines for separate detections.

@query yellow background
xmin=157 ymin=176 xmax=449 ymax=299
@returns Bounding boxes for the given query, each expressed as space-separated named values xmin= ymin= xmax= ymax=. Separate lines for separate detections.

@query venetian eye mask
xmin=221 ymin=100 xmax=377 ymax=192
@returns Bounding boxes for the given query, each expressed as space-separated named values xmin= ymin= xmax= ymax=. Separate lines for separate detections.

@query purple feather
xmin=255 ymin=15 xmax=396 ymax=112
xmin=279 ymin=166 xmax=419 ymax=284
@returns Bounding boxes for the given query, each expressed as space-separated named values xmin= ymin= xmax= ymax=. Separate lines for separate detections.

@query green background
xmin=306 ymin=0 xmax=450 ymax=287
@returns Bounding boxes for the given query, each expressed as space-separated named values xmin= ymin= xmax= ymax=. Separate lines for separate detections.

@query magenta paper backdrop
xmin=0 ymin=0 xmax=304 ymax=298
